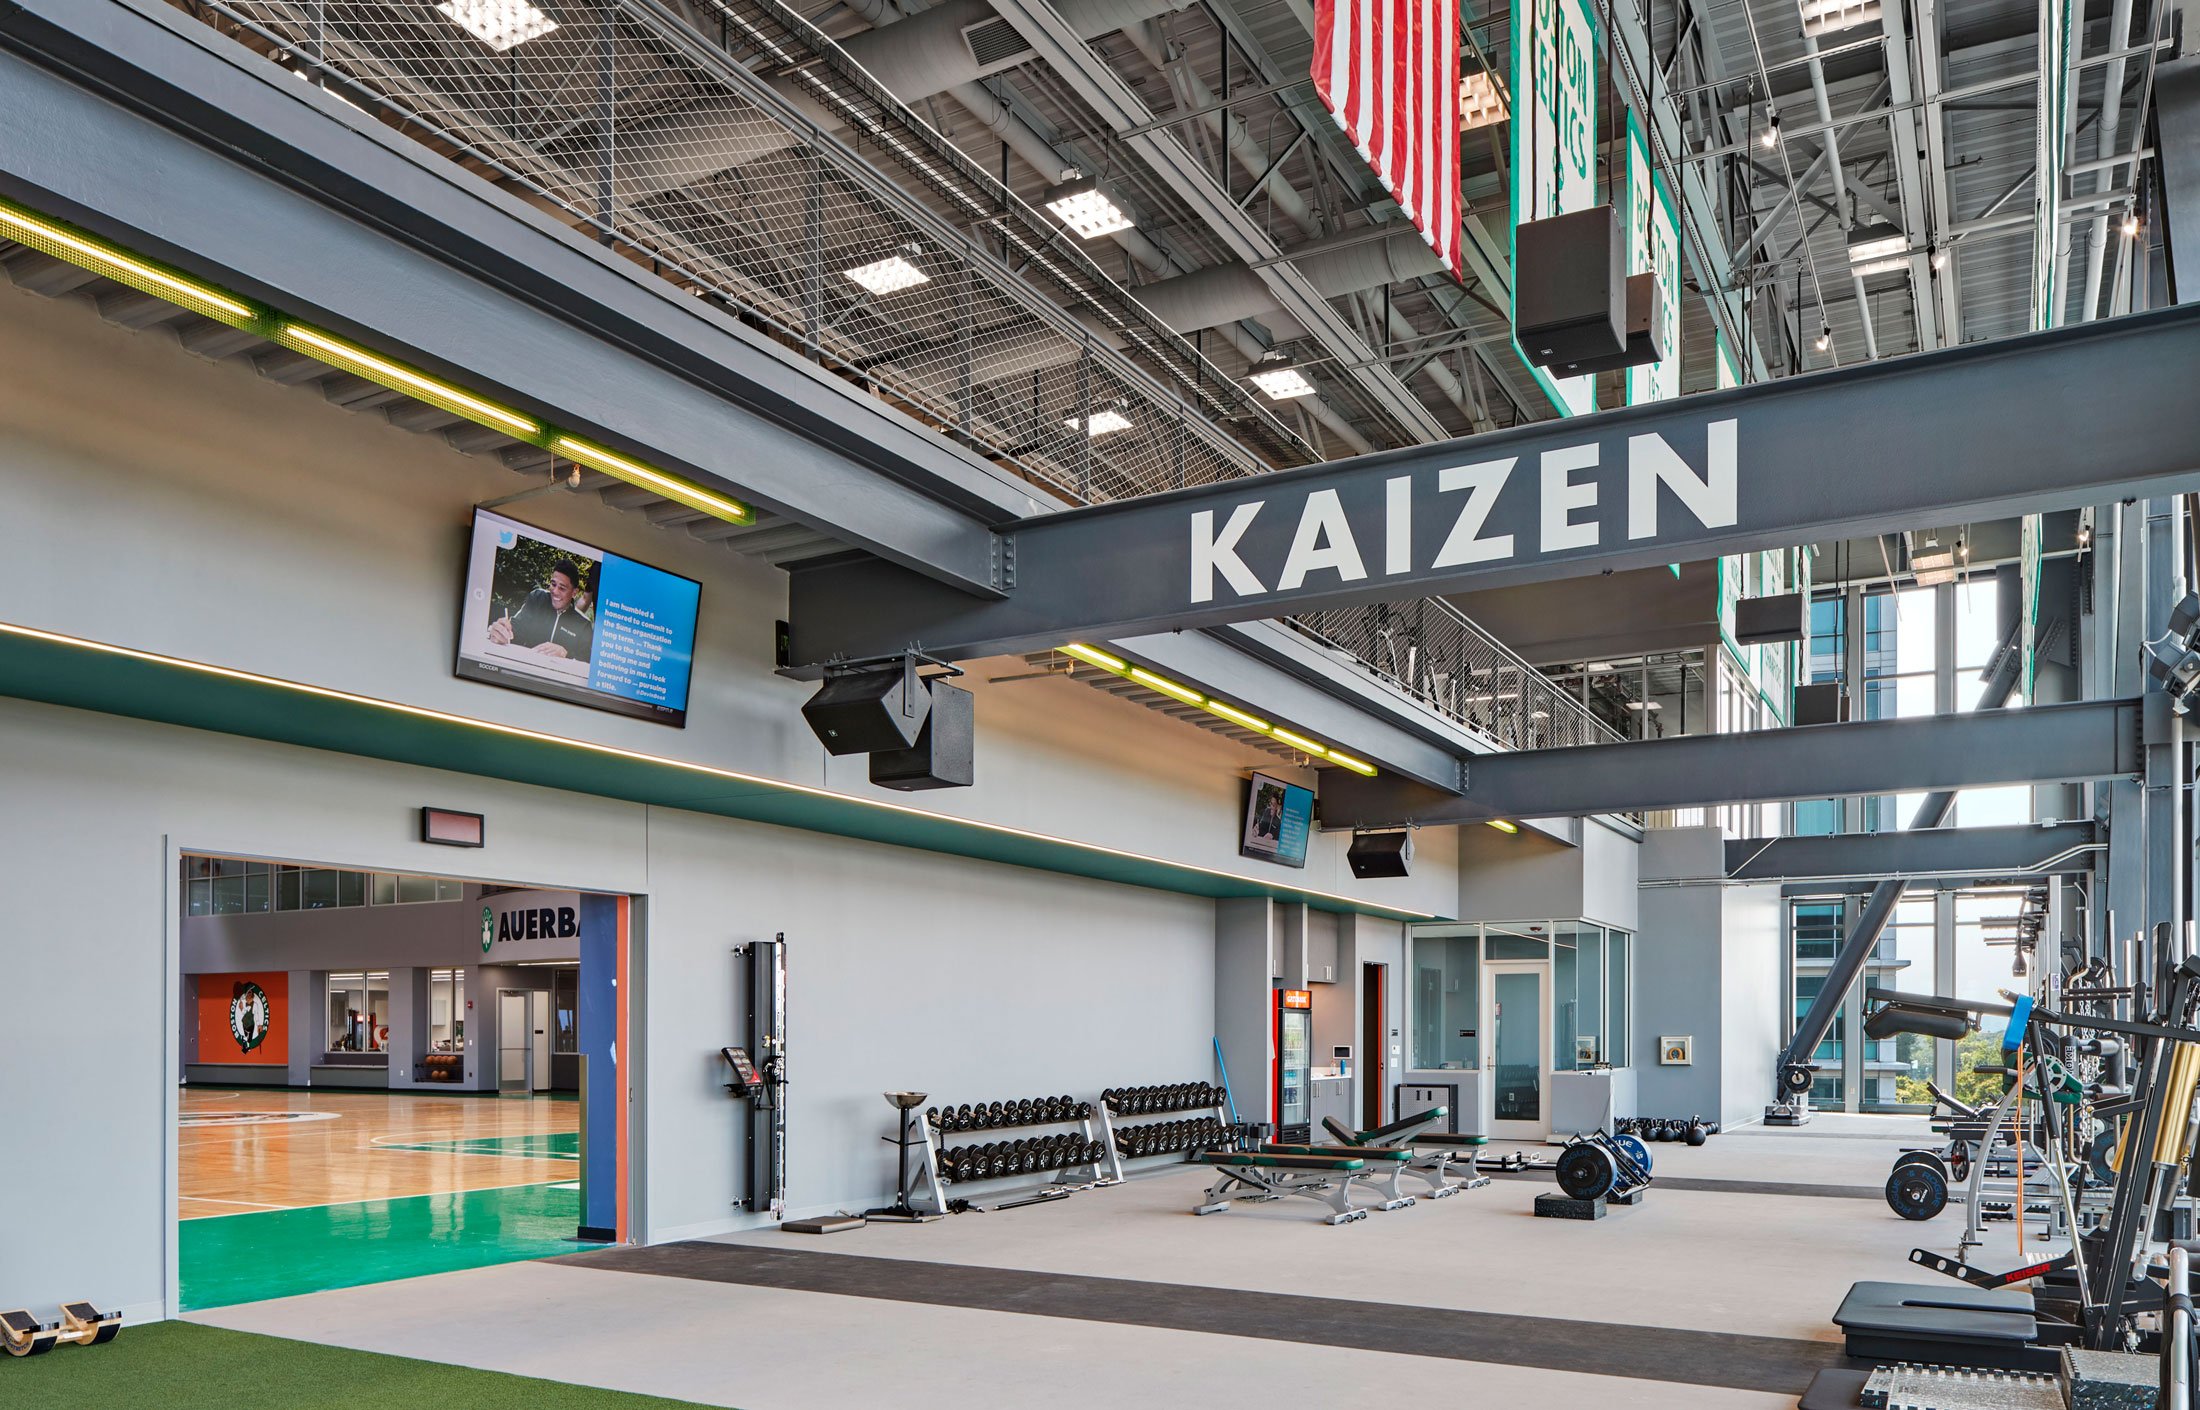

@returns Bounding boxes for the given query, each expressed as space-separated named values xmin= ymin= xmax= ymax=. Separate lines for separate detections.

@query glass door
xmin=1486 ymin=961 xmax=1549 ymax=1141
xmin=497 ymin=989 xmax=530 ymax=1093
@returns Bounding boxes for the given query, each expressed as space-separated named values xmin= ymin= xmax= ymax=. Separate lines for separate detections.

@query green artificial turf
xmin=3 ymin=1321 xmax=728 ymax=1409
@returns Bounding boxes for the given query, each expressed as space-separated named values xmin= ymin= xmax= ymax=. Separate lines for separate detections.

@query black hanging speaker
xmin=1514 ymin=205 xmax=1626 ymax=368
xmin=1346 ymin=830 xmax=1413 ymax=879
xmin=1733 ymin=591 xmax=1807 ymax=646
xmin=802 ymin=666 xmax=931 ymax=755
xmin=870 ymin=680 xmax=974 ymax=791
xmin=1793 ymin=681 xmax=1847 ymax=726
xmin=1548 ymin=273 xmax=1666 ymax=377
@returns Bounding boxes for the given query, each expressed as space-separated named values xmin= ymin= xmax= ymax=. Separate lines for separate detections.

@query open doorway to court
xmin=174 ymin=853 xmax=630 ymax=1311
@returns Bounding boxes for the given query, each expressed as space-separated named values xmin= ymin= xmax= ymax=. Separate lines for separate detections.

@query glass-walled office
xmin=1409 ymin=921 xmax=1634 ymax=1077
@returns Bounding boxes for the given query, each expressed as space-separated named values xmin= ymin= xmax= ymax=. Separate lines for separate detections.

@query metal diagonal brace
xmin=1770 ymin=647 xmax=2021 ymax=1102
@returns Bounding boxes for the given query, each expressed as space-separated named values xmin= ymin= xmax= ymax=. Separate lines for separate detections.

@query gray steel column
xmin=1934 ymin=892 xmax=1957 ymax=1094
xmin=2106 ymin=500 xmax=2150 ymax=960
xmin=1843 ymin=933 xmax=1866 ymax=1111
xmin=1844 ymin=584 xmax=1869 ymax=833
xmin=2147 ymin=499 xmax=2184 ymax=970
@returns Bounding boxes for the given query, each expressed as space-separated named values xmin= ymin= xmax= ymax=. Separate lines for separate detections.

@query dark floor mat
xmin=559 ymin=1241 xmax=1847 ymax=1395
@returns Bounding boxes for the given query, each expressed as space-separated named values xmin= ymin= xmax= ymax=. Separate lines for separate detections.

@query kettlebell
xmin=1686 ymin=1118 xmax=1708 ymax=1147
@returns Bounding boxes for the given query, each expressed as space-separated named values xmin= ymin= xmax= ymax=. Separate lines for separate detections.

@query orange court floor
xmin=178 ymin=1086 xmax=580 ymax=1219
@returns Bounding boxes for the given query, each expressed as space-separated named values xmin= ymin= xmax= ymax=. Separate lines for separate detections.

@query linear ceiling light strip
xmin=1059 ymin=643 xmax=1378 ymax=776
xmin=0 ymin=195 xmax=749 ymax=526
xmin=0 ymin=620 xmax=1427 ymax=920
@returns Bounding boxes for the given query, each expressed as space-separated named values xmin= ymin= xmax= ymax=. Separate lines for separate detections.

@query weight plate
xmin=1891 ymin=1151 xmax=1947 ymax=1176
xmin=1614 ymin=1133 xmax=1652 ymax=1176
xmin=1556 ymin=1143 xmax=1616 ymax=1201
xmin=1884 ymin=1163 xmax=1948 ymax=1221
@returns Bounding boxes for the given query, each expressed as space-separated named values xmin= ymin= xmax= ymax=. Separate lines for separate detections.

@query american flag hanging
xmin=1312 ymin=0 xmax=1463 ymax=278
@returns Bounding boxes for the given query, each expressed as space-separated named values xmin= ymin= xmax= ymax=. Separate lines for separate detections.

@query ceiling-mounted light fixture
xmin=1930 ymin=247 xmax=1948 ymax=270
xmin=1797 ymin=0 xmax=1882 ymax=37
xmin=2123 ymin=214 xmax=2142 ymax=238
xmin=1459 ymin=54 xmax=1509 ymax=131
xmin=843 ymin=253 xmax=929 ymax=296
xmin=1909 ymin=532 xmax=1957 ymax=585
xmin=1486 ymin=819 xmax=1519 ymax=833
xmin=1815 ymin=326 xmax=1832 ymax=352
xmin=1761 ymin=112 xmax=1781 ymax=149
xmin=1248 ymin=354 xmax=1317 ymax=401
xmin=1847 ymin=219 xmax=1908 ymax=276
xmin=1064 ymin=406 xmax=1133 ymax=437
xmin=1043 ymin=172 xmax=1135 ymax=239
xmin=437 ymin=0 xmax=560 ymax=51
xmin=1054 ymin=645 xmax=1378 ymax=774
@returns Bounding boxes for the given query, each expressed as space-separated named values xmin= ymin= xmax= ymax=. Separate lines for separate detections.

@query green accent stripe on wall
xmin=0 ymin=622 xmax=1444 ymax=920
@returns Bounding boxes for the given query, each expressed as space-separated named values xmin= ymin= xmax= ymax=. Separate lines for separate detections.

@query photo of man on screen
xmin=488 ymin=555 xmax=594 ymax=664
xmin=1248 ymin=779 xmax=1286 ymax=848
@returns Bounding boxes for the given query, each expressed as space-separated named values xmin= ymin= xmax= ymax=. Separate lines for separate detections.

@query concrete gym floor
xmin=192 ymin=1114 xmax=2064 ymax=1409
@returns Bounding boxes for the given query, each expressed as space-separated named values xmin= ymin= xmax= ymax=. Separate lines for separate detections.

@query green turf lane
xmin=2 ymin=1322 xmax=725 ymax=1410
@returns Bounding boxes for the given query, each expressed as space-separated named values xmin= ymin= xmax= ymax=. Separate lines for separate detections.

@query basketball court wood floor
xmin=178 ymin=1087 xmax=584 ymax=1310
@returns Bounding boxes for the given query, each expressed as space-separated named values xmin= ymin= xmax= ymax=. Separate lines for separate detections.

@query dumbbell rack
xmin=1099 ymin=1086 xmax=1235 ymax=1170
xmin=907 ymin=1101 xmax=1119 ymax=1215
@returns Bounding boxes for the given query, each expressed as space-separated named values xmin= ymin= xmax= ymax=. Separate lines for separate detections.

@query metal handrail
xmin=1286 ymin=598 xmax=1623 ymax=753
xmin=171 ymin=0 xmax=1316 ymax=507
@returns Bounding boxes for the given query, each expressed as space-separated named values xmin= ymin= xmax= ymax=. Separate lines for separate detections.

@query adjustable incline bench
xmin=1318 ymin=1107 xmax=1490 ymax=1198
xmin=1188 ymin=1148 xmax=1374 ymax=1223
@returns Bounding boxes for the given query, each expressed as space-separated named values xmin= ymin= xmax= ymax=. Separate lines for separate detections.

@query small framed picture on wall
xmin=1659 ymin=1036 xmax=1693 ymax=1066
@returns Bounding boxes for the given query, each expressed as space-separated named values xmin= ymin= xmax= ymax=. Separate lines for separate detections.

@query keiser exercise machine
xmin=1839 ymin=937 xmax=2200 ymax=1368
xmin=724 ymin=935 xmax=787 ymax=1220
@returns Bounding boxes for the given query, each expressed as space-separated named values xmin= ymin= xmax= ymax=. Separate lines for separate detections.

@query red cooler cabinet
xmin=1274 ymin=988 xmax=1312 ymax=1143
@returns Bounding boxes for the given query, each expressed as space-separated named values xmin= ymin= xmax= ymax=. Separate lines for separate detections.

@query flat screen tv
xmin=455 ymin=508 xmax=701 ymax=727
xmin=1240 ymin=771 xmax=1313 ymax=869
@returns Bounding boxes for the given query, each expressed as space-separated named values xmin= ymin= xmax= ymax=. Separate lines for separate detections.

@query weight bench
xmin=1320 ymin=1108 xmax=1492 ymax=1196
xmin=1259 ymin=1143 xmax=1417 ymax=1210
xmin=1832 ymin=1280 xmax=2050 ymax=1372
xmin=1188 ymin=1150 xmax=1372 ymax=1224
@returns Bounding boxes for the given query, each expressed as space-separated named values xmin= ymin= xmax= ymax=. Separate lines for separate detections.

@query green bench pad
xmin=1260 ymin=1143 xmax=1411 ymax=1162
xmin=1410 ymin=1133 xmax=1488 ymax=1147
xmin=1192 ymin=1151 xmax=1366 ymax=1172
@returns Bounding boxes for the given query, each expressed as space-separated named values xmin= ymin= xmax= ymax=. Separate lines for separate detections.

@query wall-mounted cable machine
xmin=726 ymin=935 xmax=788 ymax=1220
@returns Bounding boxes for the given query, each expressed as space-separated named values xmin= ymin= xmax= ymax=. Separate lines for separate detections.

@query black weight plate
xmin=1884 ymin=1163 xmax=1948 ymax=1221
xmin=1891 ymin=1151 xmax=1947 ymax=1175
xmin=1556 ymin=1143 xmax=1616 ymax=1201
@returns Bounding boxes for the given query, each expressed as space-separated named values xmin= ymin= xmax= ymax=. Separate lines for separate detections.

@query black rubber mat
xmin=557 ymin=1241 xmax=1848 ymax=1395
xmin=1484 ymin=1168 xmax=1883 ymax=1200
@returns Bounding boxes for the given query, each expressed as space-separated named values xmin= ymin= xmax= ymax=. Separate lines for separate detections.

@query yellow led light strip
xmin=1486 ymin=819 xmax=1519 ymax=833
xmin=551 ymin=436 xmax=751 ymax=523
xmin=0 ymin=620 xmax=1429 ymax=919
xmin=0 ymin=201 xmax=253 ymax=322
xmin=279 ymin=325 xmax=539 ymax=437
xmin=1060 ymin=643 xmax=1378 ymax=776
xmin=0 ymin=194 xmax=749 ymax=526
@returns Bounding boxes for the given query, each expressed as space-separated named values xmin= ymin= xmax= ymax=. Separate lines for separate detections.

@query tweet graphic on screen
xmin=456 ymin=509 xmax=701 ymax=726
xmin=587 ymin=554 xmax=698 ymax=710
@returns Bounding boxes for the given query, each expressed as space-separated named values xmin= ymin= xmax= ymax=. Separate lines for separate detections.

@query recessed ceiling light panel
xmin=437 ymin=0 xmax=560 ymax=51
xmin=843 ymin=254 xmax=930 ymax=296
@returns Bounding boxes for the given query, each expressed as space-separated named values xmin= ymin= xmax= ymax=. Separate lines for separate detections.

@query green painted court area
xmin=182 ymin=1182 xmax=583 ymax=1310
xmin=372 ymin=1132 xmax=581 ymax=1160
xmin=2 ymin=1321 xmax=724 ymax=1410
